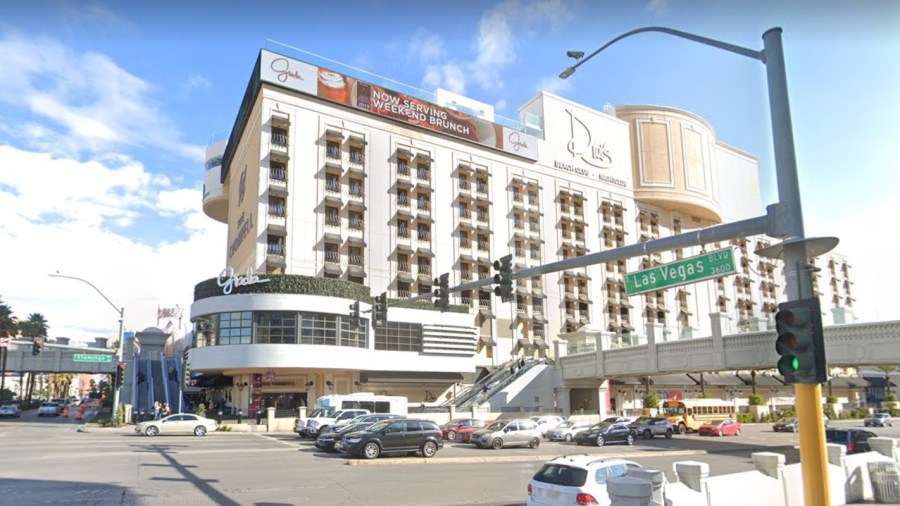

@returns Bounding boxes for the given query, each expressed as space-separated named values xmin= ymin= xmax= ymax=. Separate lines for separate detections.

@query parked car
xmin=441 ymin=418 xmax=489 ymax=440
xmin=772 ymin=415 xmax=829 ymax=432
xmin=471 ymin=419 xmax=543 ymax=450
xmin=343 ymin=413 xmax=404 ymax=426
xmin=698 ymin=419 xmax=742 ymax=437
xmin=546 ymin=420 xmax=594 ymax=442
xmin=530 ymin=415 xmax=566 ymax=437
xmin=602 ymin=416 xmax=637 ymax=425
xmin=315 ymin=422 xmax=374 ymax=452
xmin=135 ymin=413 xmax=217 ymax=436
xmin=0 ymin=405 xmax=22 ymax=418
xmin=826 ymin=428 xmax=879 ymax=454
xmin=296 ymin=409 xmax=370 ymax=437
xmin=864 ymin=412 xmax=893 ymax=427
xmin=457 ymin=420 xmax=495 ymax=443
xmin=37 ymin=402 xmax=60 ymax=417
xmin=52 ymin=398 xmax=68 ymax=409
xmin=628 ymin=417 xmax=675 ymax=440
xmin=337 ymin=419 xmax=443 ymax=459
xmin=574 ymin=422 xmax=635 ymax=447
xmin=527 ymin=455 xmax=643 ymax=506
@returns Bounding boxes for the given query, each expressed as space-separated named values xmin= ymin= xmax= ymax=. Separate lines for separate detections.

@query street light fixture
xmin=49 ymin=273 xmax=126 ymax=426
xmin=559 ymin=26 xmax=831 ymax=506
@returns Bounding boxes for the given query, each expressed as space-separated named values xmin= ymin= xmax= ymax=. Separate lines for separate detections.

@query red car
xmin=440 ymin=418 xmax=490 ymax=441
xmin=698 ymin=419 xmax=742 ymax=437
xmin=456 ymin=420 xmax=495 ymax=443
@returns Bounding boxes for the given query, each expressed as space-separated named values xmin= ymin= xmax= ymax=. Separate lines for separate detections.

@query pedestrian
xmin=161 ymin=402 xmax=171 ymax=417
xmin=519 ymin=358 xmax=525 ymax=369
xmin=153 ymin=401 xmax=161 ymax=420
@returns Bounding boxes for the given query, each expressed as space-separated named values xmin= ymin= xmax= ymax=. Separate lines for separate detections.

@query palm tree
xmin=0 ymin=296 xmax=16 ymax=334
xmin=19 ymin=313 xmax=48 ymax=338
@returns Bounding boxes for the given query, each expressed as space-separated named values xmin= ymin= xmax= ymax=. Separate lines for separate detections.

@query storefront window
xmin=255 ymin=311 xmax=297 ymax=344
xmin=219 ymin=312 xmax=252 ymax=345
xmin=299 ymin=314 xmax=340 ymax=346
xmin=374 ymin=322 xmax=423 ymax=351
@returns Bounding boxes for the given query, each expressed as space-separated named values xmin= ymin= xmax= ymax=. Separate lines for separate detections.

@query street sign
xmin=73 ymin=354 xmax=113 ymax=363
xmin=624 ymin=248 xmax=737 ymax=295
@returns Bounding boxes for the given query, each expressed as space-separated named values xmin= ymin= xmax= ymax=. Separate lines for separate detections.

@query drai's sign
xmin=217 ymin=266 xmax=270 ymax=295
xmin=554 ymin=160 xmax=628 ymax=188
xmin=566 ymin=108 xmax=613 ymax=169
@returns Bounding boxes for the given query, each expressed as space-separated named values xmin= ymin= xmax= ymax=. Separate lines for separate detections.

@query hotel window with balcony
xmin=349 ymin=246 xmax=364 ymax=267
xmin=349 ymin=178 xmax=364 ymax=199
xmin=417 ymin=223 xmax=431 ymax=241
xmin=458 ymin=173 xmax=470 ymax=190
xmin=476 ymin=206 xmax=489 ymax=223
xmin=529 ymin=217 xmax=540 ymax=233
xmin=397 ymin=282 xmax=411 ymax=298
xmin=417 ymin=281 xmax=432 ymax=296
xmin=513 ymin=213 xmax=524 ymax=230
xmin=477 ymin=234 xmax=490 ymax=253
xmin=528 ymin=190 xmax=539 ymax=206
xmin=271 ymin=127 xmax=288 ymax=147
xmin=325 ymin=206 xmax=341 ymax=227
xmin=270 ymin=160 xmax=286 ymax=181
xmin=478 ymin=264 xmax=491 ymax=279
xmin=268 ymin=197 xmax=286 ymax=217
xmin=417 ymin=194 xmax=430 ymax=212
xmin=349 ymin=211 xmax=364 ymax=231
xmin=512 ymin=186 xmax=523 ymax=202
xmin=514 ymin=240 xmax=525 ymax=258
xmin=417 ymin=164 xmax=430 ymax=181
xmin=398 ymin=219 xmax=410 ymax=238
xmin=460 ymin=262 xmax=472 ymax=281
xmin=397 ymin=189 xmax=410 ymax=208
xmin=326 ymin=140 xmax=341 ymax=159
xmin=397 ymin=157 xmax=410 ymax=176
xmin=417 ymin=256 xmax=432 ymax=276
xmin=573 ymin=197 xmax=584 ymax=218
xmin=349 ymin=146 xmax=365 ymax=166
xmin=325 ymin=173 xmax=341 ymax=194
xmin=324 ymin=242 xmax=340 ymax=264
xmin=459 ymin=202 xmax=471 ymax=219
xmin=459 ymin=229 xmax=471 ymax=248
xmin=476 ymin=177 xmax=488 ymax=195
xmin=529 ymin=244 xmax=541 ymax=261
xmin=397 ymin=253 xmax=410 ymax=272
xmin=267 ymin=235 xmax=284 ymax=255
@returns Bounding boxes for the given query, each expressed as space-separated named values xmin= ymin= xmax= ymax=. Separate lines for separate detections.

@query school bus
xmin=662 ymin=399 xmax=737 ymax=434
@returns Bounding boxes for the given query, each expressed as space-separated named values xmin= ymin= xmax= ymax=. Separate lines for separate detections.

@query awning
xmin=359 ymin=371 xmax=463 ymax=384
xmin=348 ymin=266 xmax=367 ymax=277
xmin=324 ymin=232 xmax=342 ymax=243
xmin=194 ymin=374 xmax=233 ymax=388
xmin=417 ymin=247 xmax=435 ymax=257
xmin=396 ymin=271 xmax=415 ymax=283
xmin=480 ymin=334 xmax=497 ymax=346
xmin=646 ymin=374 xmax=699 ymax=387
xmin=533 ymin=338 xmax=550 ymax=350
xmin=347 ymin=236 xmax=367 ymax=247
xmin=324 ymin=263 xmax=342 ymax=275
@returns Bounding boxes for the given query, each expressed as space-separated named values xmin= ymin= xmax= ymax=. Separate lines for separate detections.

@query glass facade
xmin=374 ymin=322 xmax=422 ymax=351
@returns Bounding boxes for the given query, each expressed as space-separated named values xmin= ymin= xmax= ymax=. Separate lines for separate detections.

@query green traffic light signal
xmin=774 ymin=297 xmax=827 ymax=384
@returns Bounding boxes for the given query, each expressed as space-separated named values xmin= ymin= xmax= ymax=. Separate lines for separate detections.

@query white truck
xmin=295 ymin=392 xmax=408 ymax=438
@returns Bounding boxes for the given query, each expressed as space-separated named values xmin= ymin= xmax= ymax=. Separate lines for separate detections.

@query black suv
xmin=338 ymin=419 xmax=444 ymax=459
xmin=825 ymin=428 xmax=878 ymax=454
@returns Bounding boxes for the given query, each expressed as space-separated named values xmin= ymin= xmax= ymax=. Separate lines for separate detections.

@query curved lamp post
xmin=49 ymin=273 xmax=125 ymax=426
xmin=560 ymin=27 xmax=829 ymax=506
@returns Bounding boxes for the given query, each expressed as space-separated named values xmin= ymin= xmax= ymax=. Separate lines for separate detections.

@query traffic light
xmin=373 ymin=292 xmax=388 ymax=326
xmin=775 ymin=297 xmax=827 ymax=384
xmin=349 ymin=300 xmax=361 ymax=328
xmin=32 ymin=337 xmax=43 ymax=356
xmin=492 ymin=254 xmax=514 ymax=302
xmin=182 ymin=352 xmax=192 ymax=387
xmin=433 ymin=273 xmax=450 ymax=312
xmin=115 ymin=362 xmax=126 ymax=389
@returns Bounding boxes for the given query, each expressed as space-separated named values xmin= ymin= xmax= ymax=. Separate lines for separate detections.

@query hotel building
xmin=191 ymin=48 xmax=855 ymax=416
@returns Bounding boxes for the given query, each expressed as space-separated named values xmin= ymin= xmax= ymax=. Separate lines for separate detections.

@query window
xmin=349 ymin=146 xmax=364 ymax=165
xmin=269 ymin=197 xmax=285 ymax=217
xmin=349 ymin=211 xmax=364 ymax=230
xmin=325 ymin=206 xmax=341 ymax=227
xmin=398 ymin=220 xmax=410 ymax=238
xmin=267 ymin=235 xmax=284 ymax=255
xmin=219 ymin=312 xmax=252 ymax=345
xmin=397 ymin=158 xmax=409 ymax=175
xmin=349 ymin=246 xmax=364 ymax=266
xmin=299 ymin=313 xmax=339 ymax=346
xmin=397 ymin=189 xmax=409 ymax=207
xmin=325 ymin=243 xmax=340 ymax=263
xmin=255 ymin=312 xmax=297 ymax=344
xmin=375 ymin=321 xmax=423 ymax=351
xmin=270 ymin=161 xmax=286 ymax=181
xmin=326 ymin=140 xmax=340 ymax=159
xmin=271 ymin=127 xmax=287 ymax=146
xmin=325 ymin=173 xmax=340 ymax=193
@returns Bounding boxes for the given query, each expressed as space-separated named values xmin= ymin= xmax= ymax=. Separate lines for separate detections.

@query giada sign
xmin=217 ymin=266 xmax=270 ymax=295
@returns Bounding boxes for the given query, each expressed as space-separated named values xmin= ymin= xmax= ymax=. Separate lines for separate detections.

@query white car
xmin=546 ymin=421 xmax=594 ymax=442
xmin=528 ymin=455 xmax=643 ymax=506
xmin=0 ymin=405 xmax=22 ymax=418
xmin=135 ymin=413 xmax=217 ymax=436
xmin=530 ymin=415 xmax=566 ymax=437
xmin=38 ymin=402 xmax=60 ymax=417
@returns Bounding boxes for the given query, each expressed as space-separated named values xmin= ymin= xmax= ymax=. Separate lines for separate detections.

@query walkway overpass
xmin=1 ymin=338 xmax=116 ymax=375
xmin=558 ymin=317 xmax=900 ymax=385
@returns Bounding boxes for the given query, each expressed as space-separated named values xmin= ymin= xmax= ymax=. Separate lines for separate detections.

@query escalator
xmin=455 ymin=358 xmax=549 ymax=409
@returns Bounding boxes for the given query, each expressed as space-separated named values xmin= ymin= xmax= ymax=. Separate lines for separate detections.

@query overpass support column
xmin=645 ymin=323 xmax=662 ymax=374
xmin=709 ymin=312 xmax=732 ymax=369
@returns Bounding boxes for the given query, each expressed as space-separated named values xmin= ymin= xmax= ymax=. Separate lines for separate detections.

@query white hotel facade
xmin=191 ymin=49 xmax=855 ymax=416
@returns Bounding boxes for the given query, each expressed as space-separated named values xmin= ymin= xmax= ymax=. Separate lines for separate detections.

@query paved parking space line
xmin=251 ymin=432 xmax=300 ymax=448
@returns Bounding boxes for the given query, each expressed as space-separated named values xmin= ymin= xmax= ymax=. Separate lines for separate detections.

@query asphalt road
xmin=0 ymin=415 xmax=895 ymax=506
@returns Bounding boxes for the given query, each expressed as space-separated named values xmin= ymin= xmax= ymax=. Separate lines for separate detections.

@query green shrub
xmin=642 ymin=392 xmax=660 ymax=410
xmin=850 ymin=407 xmax=870 ymax=419
xmin=737 ymin=413 xmax=755 ymax=424
xmin=839 ymin=410 xmax=851 ymax=420
xmin=748 ymin=394 xmax=765 ymax=406
xmin=217 ymin=424 xmax=232 ymax=432
xmin=197 ymin=403 xmax=207 ymax=418
xmin=823 ymin=406 xmax=837 ymax=421
xmin=698 ymin=392 xmax=712 ymax=399
xmin=116 ymin=404 xmax=126 ymax=425
xmin=826 ymin=395 xmax=838 ymax=404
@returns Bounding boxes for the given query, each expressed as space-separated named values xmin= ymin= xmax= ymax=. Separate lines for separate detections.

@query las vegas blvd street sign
xmin=624 ymin=248 xmax=737 ymax=295
xmin=73 ymin=354 xmax=113 ymax=363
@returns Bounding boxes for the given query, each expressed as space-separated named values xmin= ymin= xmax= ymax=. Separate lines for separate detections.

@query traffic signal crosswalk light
xmin=433 ymin=273 xmax=450 ymax=312
xmin=115 ymin=362 xmax=126 ymax=389
xmin=775 ymin=297 xmax=827 ymax=384
xmin=32 ymin=337 xmax=43 ymax=356
xmin=373 ymin=292 xmax=388 ymax=326
xmin=349 ymin=301 xmax=361 ymax=329
xmin=492 ymin=254 xmax=514 ymax=303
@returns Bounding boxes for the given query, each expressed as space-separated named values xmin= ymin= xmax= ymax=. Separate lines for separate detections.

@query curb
xmin=345 ymin=448 xmax=708 ymax=466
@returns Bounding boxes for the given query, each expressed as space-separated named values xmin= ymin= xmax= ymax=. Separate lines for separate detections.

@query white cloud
xmin=0 ymin=145 xmax=224 ymax=341
xmin=536 ymin=75 xmax=573 ymax=95
xmin=410 ymin=0 xmax=573 ymax=94
xmin=646 ymin=0 xmax=668 ymax=16
xmin=0 ymin=33 xmax=203 ymax=161
xmin=187 ymin=73 xmax=212 ymax=91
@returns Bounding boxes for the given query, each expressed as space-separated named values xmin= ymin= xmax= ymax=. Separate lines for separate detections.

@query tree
xmin=19 ymin=313 xmax=48 ymax=338
xmin=0 ymin=296 xmax=15 ymax=333
xmin=643 ymin=391 xmax=660 ymax=410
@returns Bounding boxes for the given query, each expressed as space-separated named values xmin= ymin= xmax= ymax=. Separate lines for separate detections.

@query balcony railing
xmin=270 ymin=165 xmax=286 ymax=181
xmin=460 ymin=237 xmax=471 ymax=248
xmin=349 ymin=254 xmax=364 ymax=267
xmin=476 ymin=213 xmax=489 ymax=223
xmin=326 ymin=146 xmax=340 ymax=159
xmin=325 ymin=180 xmax=341 ymax=194
xmin=349 ymin=219 xmax=365 ymax=230
xmin=418 ymin=264 xmax=432 ymax=275
xmin=532 ymin=305 xmax=543 ymax=315
xmin=268 ymin=204 xmax=285 ymax=217
xmin=398 ymin=228 xmax=410 ymax=238
xmin=417 ymin=168 xmax=431 ymax=180
xmin=417 ymin=201 xmax=431 ymax=212
xmin=267 ymin=243 xmax=284 ymax=255
xmin=477 ymin=240 xmax=490 ymax=252
xmin=458 ymin=179 xmax=470 ymax=190
xmin=530 ymin=250 xmax=542 ymax=260
xmin=515 ymin=247 xmax=525 ymax=257
xmin=529 ymin=223 xmax=540 ymax=233
xmin=349 ymin=185 xmax=365 ymax=198
xmin=461 ymin=270 xmax=472 ymax=280
xmin=325 ymin=214 xmax=341 ymax=227
xmin=398 ymin=289 xmax=411 ymax=298
xmin=513 ymin=191 xmax=523 ymax=202
xmin=398 ymin=261 xmax=411 ymax=272
xmin=417 ymin=231 xmax=431 ymax=241
xmin=271 ymin=133 xmax=287 ymax=146
xmin=514 ymin=220 xmax=524 ymax=229
xmin=459 ymin=208 xmax=472 ymax=219
xmin=349 ymin=152 xmax=365 ymax=165
xmin=478 ymin=298 xmax=492 ymax=309
xmin=324 ymin=250 xmax=340 ymax=263
xmin=476 ymin=182 xmax=488 ymax=194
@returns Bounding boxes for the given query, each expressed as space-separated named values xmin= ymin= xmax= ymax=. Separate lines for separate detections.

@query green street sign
xmin=624 ymin=248 xmax=737 ymax=295
xmin=73 ymin=354 xmax=113 ymax=363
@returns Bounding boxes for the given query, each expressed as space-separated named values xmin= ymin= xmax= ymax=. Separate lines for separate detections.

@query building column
xmin=708 ymin=312 xmax=732 ymax=369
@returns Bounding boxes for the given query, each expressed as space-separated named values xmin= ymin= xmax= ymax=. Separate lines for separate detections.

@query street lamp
xmin=49 ymin=273 xmax=125 ymax=426
xmin=559 ymin=26 xmax=830 ymax=506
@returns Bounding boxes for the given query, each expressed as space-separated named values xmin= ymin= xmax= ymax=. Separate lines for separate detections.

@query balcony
xmin=513 ymin=219 xmax=524 ymax=230
xmin=417 ymin=201 xmax=431 ymax=212
xmin=476 ymin=182 xmax=488 ymax=195
xmin=513 ymin=191 xmax=523 ymax=202
xmin=397 ymin=195 xmax=410 ymax=208
xmin=349 ymin=185 xmax=365 ymax=199
xmin=418 ymin=264 xmax=432 ymax=275
xmin=398 ymin=228 xmax=410 ymax=238
xmin=349 ymin=218 xmax=365 ymax=231
xmin=271 ymin=132 xmax=288 ymax=147
xmin=349 ymin=254 xmax=364 ymax=267
xmin=398 ymin=261 xmax=411 ymax=272
xmin=326 ymin=146 xmax=340 ymax=159
xmin=528 ymin=196 xmax=539 ymax=206
xmin=458 ymin=179 xmax=471 ymax=191
xmin=460 ymin=237 xmax=471 ymax=249
xmin=267 ymin=242 xmax=284 ymax=255
xmin=515 ymin=247 xmax=525 ymax=257
xmin=325 ymin=214 xmax=341 ymax=227
xmin=270 ymin=165 xmax=286 ymax=182
xmin=325 ymin=180 xmax=341 ymax=195
xmin=417 ymin=168 xmax=431 ymax=181
xmin=476 ymin=212 xmax=489 ymax=224
xmin=398 ymin=289 xmax=412 ymax=298
xmin=417 ymin=231 xmax=431 ymax=241
xmin=349 ymin=152 xmax=365 ymax=166
xmin=268 ymin=204 xmax=285 ymax=217
xmin=324 ymin=250 xmax=340 ymax=264
xmin=477 ymin=240 xmax=490 ymax=253
xmin=461 ymin=270 xmax=472 ymax=281
xmin=459 ymin=208 xmax=472 ymax=220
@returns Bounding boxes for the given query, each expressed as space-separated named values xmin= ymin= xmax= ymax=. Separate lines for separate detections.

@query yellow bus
xmin=662 ymin=399 xmax=737 ymax=434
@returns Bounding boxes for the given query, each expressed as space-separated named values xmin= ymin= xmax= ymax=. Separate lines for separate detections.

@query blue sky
xmin=1 ymin=0 xmax=898 ymax=342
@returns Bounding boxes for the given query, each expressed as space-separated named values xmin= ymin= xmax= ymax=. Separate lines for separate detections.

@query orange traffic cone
xmin=63 ymin=406 xmax=70 ymax=418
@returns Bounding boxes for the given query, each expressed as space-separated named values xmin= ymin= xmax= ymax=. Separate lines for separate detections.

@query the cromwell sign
xmin=258 ymin=50 xmax=538 ymax=160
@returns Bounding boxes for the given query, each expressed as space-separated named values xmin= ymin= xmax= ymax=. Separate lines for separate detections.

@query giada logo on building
xmin=270 ymin=57 xmax=305 ymax=83
xmin=565 ymin=108 xmax=612 ymax=169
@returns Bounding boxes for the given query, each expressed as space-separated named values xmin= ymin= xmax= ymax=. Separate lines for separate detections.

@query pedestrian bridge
xmin=1 ymin=338 xmax=116 ymax=374
xmin=558 ymin=317 xmax=900 ymax=384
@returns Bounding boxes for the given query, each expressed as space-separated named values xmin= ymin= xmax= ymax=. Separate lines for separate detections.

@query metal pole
xmin=111 ymin=312 xmax=125 ymax=426
xmin=762 ymin=28 xmax=829 ymax=506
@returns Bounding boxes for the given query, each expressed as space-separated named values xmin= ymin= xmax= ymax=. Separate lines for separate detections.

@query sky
xmin=1 ymin=0 xmax=898 ymax=344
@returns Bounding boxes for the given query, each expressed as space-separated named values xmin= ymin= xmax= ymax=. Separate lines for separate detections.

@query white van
xmin=295 ymin=393 xmax=408 ymax=437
